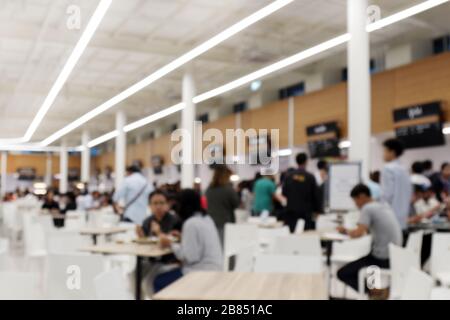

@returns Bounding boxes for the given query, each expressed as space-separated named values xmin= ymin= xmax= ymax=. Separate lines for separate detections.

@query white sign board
xmin=328 ymin=162 xmax=361 ymax=211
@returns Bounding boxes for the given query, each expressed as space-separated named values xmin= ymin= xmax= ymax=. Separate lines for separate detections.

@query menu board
xmin=328 ymin=162 xmax=361 ymax=211
xmin=17 ymin=167 xmax=36 ymax=181
xmin=393 ymin=101 xmax=445 ymax=149
xmin=306 ymin=122 xmax=340 ymax=158
xmin=68 ymin=168 xmax=80 ymax=181
xmin=151 ymin=155 xmax=164 ymax=175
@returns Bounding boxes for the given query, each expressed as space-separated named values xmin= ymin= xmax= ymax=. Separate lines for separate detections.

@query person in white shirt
xmin=410 ymin=185 xmax=442 ymax=224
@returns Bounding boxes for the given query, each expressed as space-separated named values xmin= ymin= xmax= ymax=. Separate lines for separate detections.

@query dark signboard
xmin=306 ymin=122 xmax=340 ymax=158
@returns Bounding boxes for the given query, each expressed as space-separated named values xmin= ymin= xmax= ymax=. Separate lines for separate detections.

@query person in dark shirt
xmin=136 ymin=190 xmax=180 ymax=238
xmin=42 ymin=190 xmax=63 ymax=228
xmin=282 ymin=153 xmax=320 ymax=232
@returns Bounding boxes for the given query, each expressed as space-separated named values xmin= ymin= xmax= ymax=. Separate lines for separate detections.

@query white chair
xmin=234 ymin=209 xmax=250 ymax=224
xmin=400 ymin=268 xmax=434 ymax=300
xmin=430 ymin=233 xmax=450 ymax=286
xmin=0 ymin=272 xmax=42 ymax=299
xmin=2 ymin=202 xmax=22 ymax=242
xmin=223 ymin=223 xmax=259 ymax=270
xmin=293 ymin=219 xmax=305 ymax=234
xmin=272 ymin=234 xmax=321 ymax=256
xmin=46 ymin=230 xmax=91 ymax=254
xmin=316 ymin=215 xmax=338 ymax=232
xmin=23 ymin=214 xmax=47 ymax=258
xmin=94 ymin=268 xmax=133 ymax=300
xmin=388 ymin=244 xmax=421 ymax=299
xmin=331 ymin=235 xmax=372 ymax=297
xmin=406 ymin=230 xmax=423 ymax=256
xmin=258 ymin=226 xmax=290 ymax=252
xmin=430 ymin=287 xmax=450 ymax=300
xmin=0 ymin=238 xmax=9 ymax=270
xmin=234 ymin=244 xmax=258 ymax=272
xmin=46 ymin=253 xmax=106 ymax=300
xmin=254 ymin=254 xmax=323 ymax=273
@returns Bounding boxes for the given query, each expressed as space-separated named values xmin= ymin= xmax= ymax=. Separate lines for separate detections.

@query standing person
xmin=252 ymin=175 xmax=277 ymax=216
xmin=410 ymin=161 xmax=432 ymax=189
xmin=42 ymin=190 xmax=62 ymax=228
xmin=282 ymin=153 xmax=320 ymax=232
xmin=422 ymin=160 xmax=434 ymax=178
xmin=337 ymin=184 xmax=402 ymax=299
xmin=205 ymin=165 xmax=240 ymax=244
xmin=155 ymin=189 xmax=223 ymax=293
xmin=368 ymin=171 xmax=382 ymax=201
xmin=317 ymin=159 xmax=329 ymax=212
xmin=380 ymin=138 xmax=412 ymax=238
xmin=113 ymin=165 xmax=152 ymax=225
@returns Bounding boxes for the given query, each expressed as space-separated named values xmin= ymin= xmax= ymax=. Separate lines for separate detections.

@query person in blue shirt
xmin=113 ymin=165 xmax=152 ymax=224
xmin=252 ymin=175 xmax=277 ymax=216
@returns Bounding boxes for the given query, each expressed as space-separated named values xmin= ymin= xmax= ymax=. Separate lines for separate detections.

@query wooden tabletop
xmin=153 ymin=271 xmax=327 ymax=300
xmin=79 ymin=226 xmax=129 ymax=235
xmin=80 ymin=242 xmax=171 ymax=257
xmin=303 ymin=230 xmax=350 ymax=242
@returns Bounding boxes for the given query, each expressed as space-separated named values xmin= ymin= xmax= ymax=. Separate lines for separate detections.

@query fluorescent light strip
xmin=85 ymin=0 xmax=449 ymax=148
xmin=367 ymin=0 xmax=449 ymax=32
xmin=124 ymin=103 xmax=185 ymax=133
xmin=39 ymin=0 xmax=294 ymax=146
xmin=0 ymin=145 xmax=62 ymax=152
xmin=0 ymin=0 xmax=112 ymax=144
xmin=87 ymin=130 xmax=119 ymax=148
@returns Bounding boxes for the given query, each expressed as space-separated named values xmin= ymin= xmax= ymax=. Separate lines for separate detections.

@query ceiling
xmin=0 ymin=0 xmax=449 ymax=146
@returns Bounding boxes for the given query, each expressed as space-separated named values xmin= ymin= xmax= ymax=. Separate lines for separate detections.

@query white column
xmin=181 ymin=71 xmax=196 ymax=189
xmin=115 ymin=110 xmax=126 ymax=191
xmin=1 ymin=152 xmax=7 ymax=197
xmin=347 ymin=0 xmax=371 ymax=181
xmin=81 ymin=130 xmax=90 ymax=183
xmin=59 ymin=142 xmax=68 ymax=194
xmin=45 ymin=153 xmax=52 ymax=187
xmin=288 ymin=97 xmax=295 ymax=166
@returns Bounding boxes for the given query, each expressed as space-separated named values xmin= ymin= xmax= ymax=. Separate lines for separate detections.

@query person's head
xmin=441 ymin=162 xmax=450 ymax=179
xmin=177 ymin=189 xmax=205 ymax=221
xmin=423 ymin=186 xmax=436 ymax=200
xmin=411 ymin=161 xmax=424 ymax=174
xmin=383 ymin=138 xmax=404 ymax=162
xmin=46 ymin=190 xmax=55 ymax=201
xmin=370 ymin=171 xmax=380 ymax=184
xmin=413 ymin=184 xmax=425 ymax=202
xmin=317 ymin=159 xmax=328 ymax=181
xmin=296 ymin=153 xmax=308 ymax=167
xmin=210 ymin=165 xmax=233 ymax=188
xmin=350 ymin=184 xmax=373 ymax=209
xmin=148 ymin=190 xmax=169 ymax=220
xmin=422 ymin=160 xmax=433 ymax=172
xmin=126 ymin=165 xmax=140 ymax=176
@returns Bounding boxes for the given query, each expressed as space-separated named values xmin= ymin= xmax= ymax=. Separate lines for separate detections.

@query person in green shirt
xmin=252 ymin=175 xmax=277 ymax=216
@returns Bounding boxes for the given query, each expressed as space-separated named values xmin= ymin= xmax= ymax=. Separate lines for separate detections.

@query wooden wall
xmin=78 ymin=52 xmax=450 ymax=169
xmin=6 ymin=154 xmax=81 ymax=176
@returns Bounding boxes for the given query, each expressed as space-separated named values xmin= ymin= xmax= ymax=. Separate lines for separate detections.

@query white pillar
xmin=347 ymin=0 xmax=371 ymax=180
xmin=59 ymin=142 xmax=68 ymax=194
xmin=45 ymin=153 xmax=52 ymax=187
xmin=115 ymin=110 xmax=126 ymax=191
xmin=288 ymin=97 xmax=296 ymax=167
xmin=181 ymin=71 xmax=196 ymax=189
xmin=1 ymin=152 xmax=7 ymax=197
xmin=81 ymin=130 xmax=90 ymax=183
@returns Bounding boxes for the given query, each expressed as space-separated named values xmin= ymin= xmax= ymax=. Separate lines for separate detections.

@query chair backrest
xmin=2 ymin=202 xmax=20 ymax=230
xmin=430 ymin=233 xmax=450 ymax=278
xmin=23 ymin=214 xmax=47 ymax=257
xmin=94 ymin=268 xmax=133 ymax=300
xmin=234 ymin=244 xmax=258 ymax=272
xmin=294 ymin=219 xmax=305 ymax=234
xmin=46 ymin=253 xmax=105 ymax=300
xmin=224 ymin=223 xmax=259 ymax=256
xmin=406 ymin=230 xmax=423 ymax=255
xmin=254 ymin=254 xmax=323 ymax=273
xmin=389 ymin=243 xmax=421 ymax=298
xmin=332 ymin=235 xmax=372 ymax=260
xmin=273 ymin=234 xmax=322 ymax=256
xmin=46 ymin=230 xmax=91 ymax=254
xmin=0 ymin=272 xmax=41 ymax=299
xmin=234 ymin=209 xmax=250 ymax=224
xmin=0 ymin=238 xmax=9 ymax=255
xmin=400 ymin=268 xmax=434 ymax=300
xmin=316 ymin=215 xmax=338 ymax=232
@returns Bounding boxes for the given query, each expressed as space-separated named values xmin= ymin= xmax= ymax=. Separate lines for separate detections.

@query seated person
xmin=154 ymin=189 xmax=223 ymax=293
xmin=136 ymin=190 xmax=180 ymax=238
xmin=409 ymin=185 xmax=442 ymax=224
xmin=336 ymin=184 xmax=403 ymax=298
xmin=42 ymin=190 xmax=63 ymax=228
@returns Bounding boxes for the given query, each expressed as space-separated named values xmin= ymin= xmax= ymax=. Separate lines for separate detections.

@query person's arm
xmin=380 ymin=167 xmax=395 ymax=205
xmin=169 ymin=222 xmax=202 ymax=264
xmin=337 ymin=224 xmax=369 ymax=238
xmin=112 ymin=183 xmax=126 ymax=214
